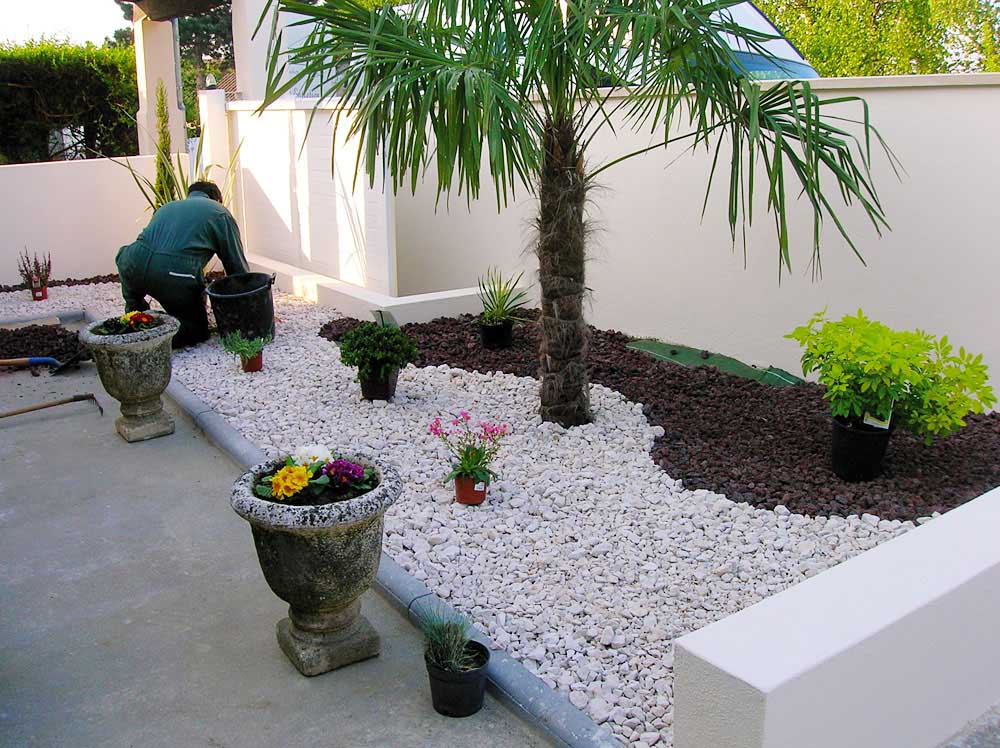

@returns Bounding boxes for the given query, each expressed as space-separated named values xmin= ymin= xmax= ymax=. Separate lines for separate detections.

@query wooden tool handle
xmin=0 ymin=394 xmax=99 ymax=419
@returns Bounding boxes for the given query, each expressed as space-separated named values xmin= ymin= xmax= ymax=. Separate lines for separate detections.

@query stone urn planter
xmin=230 ymin=455 xmax=401 ymax=676
xmin=80 ymin=312 xmax=179 ymax=442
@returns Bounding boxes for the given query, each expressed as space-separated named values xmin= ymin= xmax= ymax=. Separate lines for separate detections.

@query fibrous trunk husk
xmin=535 ymin=114 xmax=591 ymax=427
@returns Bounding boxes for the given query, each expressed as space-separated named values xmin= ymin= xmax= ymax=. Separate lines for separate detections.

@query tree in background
xmin=153 ymin=80 xmax=178 ymax=204
xmin=263 ymin=0 xmax=895 ymax=427
xmin=755 ymin=0 xmax=1000 ymax=75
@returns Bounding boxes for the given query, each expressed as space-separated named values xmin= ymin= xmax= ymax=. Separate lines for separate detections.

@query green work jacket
xmin=120 ymin=192 xmax=249 ymax=281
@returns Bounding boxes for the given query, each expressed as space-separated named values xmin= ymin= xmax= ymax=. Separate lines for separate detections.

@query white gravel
xmin=1 ymin=284 xmax=916 ymax=746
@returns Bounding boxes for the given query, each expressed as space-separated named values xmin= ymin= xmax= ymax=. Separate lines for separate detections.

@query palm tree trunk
xmin=536 ymin=114 xmax=591 ymax=427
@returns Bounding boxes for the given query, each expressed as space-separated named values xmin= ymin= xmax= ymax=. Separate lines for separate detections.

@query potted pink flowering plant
xmin=429 ymin=411 xmax=510 ymax=505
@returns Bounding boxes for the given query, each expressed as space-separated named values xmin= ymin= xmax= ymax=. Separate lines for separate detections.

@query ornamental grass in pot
xmin=339 ymin=321 xmax=418 ymax=401
xmin=17 ymin=250 xmax=52 ymax=301
xmin=423 ymin=615 xmax=490 ymax=718
xmin=231 ymin=446 xmax=401 ymax=676
xmin=220 ymin=331 xmax=272 ymax=373
xmin=80 ymin=310 xmax=179 ymax=442
xmin=477 ymin=267 xmax=529 ymax=350
xmin=787 ymin=309 xmax=995 ymax=481
xmin=429 ymin=411 xmax=510 ymax=505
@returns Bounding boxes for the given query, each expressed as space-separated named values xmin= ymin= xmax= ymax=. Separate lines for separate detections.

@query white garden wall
xmin=0 ymin=156 xmax=158 ymax=286
xmin=393 ymin=74 xmax=1000 ymax=376
xmin=227 ymin=100 xmax=398 ymax=296
xmin=673 ymin=485 xmax=1000 ymax=748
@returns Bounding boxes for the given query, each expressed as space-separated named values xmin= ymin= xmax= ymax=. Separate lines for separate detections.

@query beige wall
xmin=394 ymin=74 xmax=1000 ymax=376
xmin=0 ymin=156 xmax=157 ymax=285
xmin=227 ymin=101 xmax=397 ymax=295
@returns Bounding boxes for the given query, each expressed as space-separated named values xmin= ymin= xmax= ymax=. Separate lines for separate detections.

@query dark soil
xmin=0 ymin=324 xmax=87 ymax=364
xmin=319 ymin=311 xmax=1000 ymax=520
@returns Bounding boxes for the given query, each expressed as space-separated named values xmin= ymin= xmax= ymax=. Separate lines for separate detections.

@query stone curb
xmin=1 ymin=309 xmax=620 ymax=748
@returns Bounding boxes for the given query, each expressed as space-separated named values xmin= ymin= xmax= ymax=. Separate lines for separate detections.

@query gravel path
xmin=1 ymin=285 xmax=917 ymax=747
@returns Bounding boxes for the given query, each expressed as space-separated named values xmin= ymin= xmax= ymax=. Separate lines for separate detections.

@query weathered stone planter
xmin=230 ymin=455 xmax=401 ymax=677
xmin=80 ymin=313 xmax=179 ymax=442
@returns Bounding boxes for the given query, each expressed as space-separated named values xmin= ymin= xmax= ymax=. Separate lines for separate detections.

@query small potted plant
xmin=80 ymin=310 xmax=179 ymax=442
xmin=17 ymin=250 xmax=52 ymax=301
xmin=787 ymin=309 xmax=995 ymax=481
xmin=230 ymin=446 xmax=401 ymax=676
xmin=339 ymin=321 xmax=418 ymax=401
xmin=429 ymin=411 xmax=510 ymax=505
xmin=423 ymin=614 xmax=491 ymax=718
xmin=477 ymin=267 xmax=529 ymax=349
xmin=220 ymin=331 xmax=272 ymax=372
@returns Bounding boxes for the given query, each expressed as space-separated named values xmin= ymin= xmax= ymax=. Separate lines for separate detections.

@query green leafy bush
xmin=338 ymin=322 xmax=417 ymax=382
xmin=787 ymin=310 xmax=995 ymax=443
xmin=478 ymin=267 xmax=529 ymax=324
xmin=0 ymin=40 xmax=138 ymax=163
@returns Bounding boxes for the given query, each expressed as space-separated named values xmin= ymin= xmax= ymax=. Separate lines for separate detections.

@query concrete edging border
xmin=21 ymin=308 xmax=620 ymax=748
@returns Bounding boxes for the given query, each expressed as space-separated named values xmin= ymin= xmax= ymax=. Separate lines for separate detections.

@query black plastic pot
xmin=831 ymin=416 xmax=894 ymax=482
xmin=479 ymin=320 xmax=514 ymax=349
xmin=207 ymin=272 xmax=276 ymax=342
xmin=359 ymin=367 xmax=399 ymax=401
xmin=425 ymin=641 xmax=490 ymax=717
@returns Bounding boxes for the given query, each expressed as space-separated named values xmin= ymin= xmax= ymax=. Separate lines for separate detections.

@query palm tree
xmin=260 ymin=0 xmax=894 ymax=427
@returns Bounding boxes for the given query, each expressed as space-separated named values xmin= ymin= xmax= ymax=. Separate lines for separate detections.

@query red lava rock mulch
xmin=0 ymin=324 xmax=87 ymax=364
xmin=318 ymin=312 xmax=1000 ymax=521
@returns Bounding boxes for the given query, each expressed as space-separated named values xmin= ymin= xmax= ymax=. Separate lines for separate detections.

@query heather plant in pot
xmin=80 ymin=310 xmax=179 ymax=442
xmin=17 ymin=249 xmax=52 ymax=301
xmin=477 ymin=267 xmax=529 ymax=350
xmin=787 ymin=309 xmax=995 ymax=481
xmin=423 ymin=614 xmax=490 ymax=718
xmin=429 ymin=411 xmax=510 ymax=505
xmin=230 ymin=445 xmax=401 ymax=676
xmin=220 ymin=331 xmax=272 ymax=373
xmin=339 ymin=321 xmax=418 ymax=401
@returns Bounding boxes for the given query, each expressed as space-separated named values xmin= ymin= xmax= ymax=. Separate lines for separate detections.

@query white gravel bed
xmin=1 ymin=284 xmax=915 ymax=747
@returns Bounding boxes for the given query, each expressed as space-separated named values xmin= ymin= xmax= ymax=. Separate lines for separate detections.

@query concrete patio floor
xmin=0 ymin=362 xmax=551 ymax=748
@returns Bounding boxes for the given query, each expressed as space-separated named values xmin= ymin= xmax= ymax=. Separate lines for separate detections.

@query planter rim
xmin=79 ymin=311 xmax=180 ymax=348
xmin=424 ymin=640 xmax=491 ymax=681
xmin=832 ymin=414 xmax=898 ymax=434
xmin=231 ymin=454 xmax=401 ymax=530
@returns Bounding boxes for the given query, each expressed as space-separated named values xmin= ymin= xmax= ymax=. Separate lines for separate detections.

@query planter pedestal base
xmin=276 ymin=601 xmax=380 ymax=676
xmin=116 ymin=397 xmax=174 ymax=442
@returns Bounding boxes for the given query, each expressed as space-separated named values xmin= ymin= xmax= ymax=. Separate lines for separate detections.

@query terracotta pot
xmin=242 ymin=351 xmax=263 ymax=373
xmin=79 ymin=312 xmax=179 ymax=442
xmin=31 ymin=285 xmax=48 ymax=301
xmin=454 ymin=476 xmax=488 ymax=506
xmin=230 ymin=455 xmax=401 ymax=676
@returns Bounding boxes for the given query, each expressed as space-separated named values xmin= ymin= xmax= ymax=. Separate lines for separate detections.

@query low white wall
xmin=227 ymin=100 xmax=397 ymax=296
xmin=393 ymin=74 xmax=1000 ymax=376
xmin=673 ymin=485 xmax=1000 ymax=748
xmin=0 ymin=156 xmax=158 ymax=286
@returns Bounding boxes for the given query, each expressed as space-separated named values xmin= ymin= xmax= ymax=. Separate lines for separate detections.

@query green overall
xmin=116 ymin=192 xmax=248 ymax=347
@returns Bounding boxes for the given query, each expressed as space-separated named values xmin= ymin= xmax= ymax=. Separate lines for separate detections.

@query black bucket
xmin=207 ymin=272 xmax=276 ymax=341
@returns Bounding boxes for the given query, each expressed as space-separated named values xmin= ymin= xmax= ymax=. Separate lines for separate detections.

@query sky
xmin=1 ymin=0 xmax=129 ymax=46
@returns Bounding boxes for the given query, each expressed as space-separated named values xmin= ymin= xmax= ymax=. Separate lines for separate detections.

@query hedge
xmin=0 ymin=40 xmax=139 ymax=164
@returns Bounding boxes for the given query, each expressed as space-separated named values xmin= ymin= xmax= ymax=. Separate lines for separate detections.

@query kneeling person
xmin=116 ymin=181 xmax=248 ymax=348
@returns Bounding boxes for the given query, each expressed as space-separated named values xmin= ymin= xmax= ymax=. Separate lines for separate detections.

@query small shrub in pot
xmin=423 ymin=615 xmax=490 ymax=717
xmin=17 ymin=249 xmax=52 ymax=301
xmin=220 ymin=331 xmax=272 ymax=373
xmin=339 ymin=321 xmax=417 ymax=401
xmin=477 ymin=268 xmax=529 ymax=349
xmin=787 ymin=309 xmax=995 ymax=480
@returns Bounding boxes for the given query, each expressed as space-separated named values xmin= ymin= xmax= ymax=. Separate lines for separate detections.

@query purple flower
xmin=321 ymin=459 xmax=365 ymax=486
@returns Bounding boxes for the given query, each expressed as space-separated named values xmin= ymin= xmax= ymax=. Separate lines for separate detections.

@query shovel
xmin=0 ymin=352 xmax=85 ymax=375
